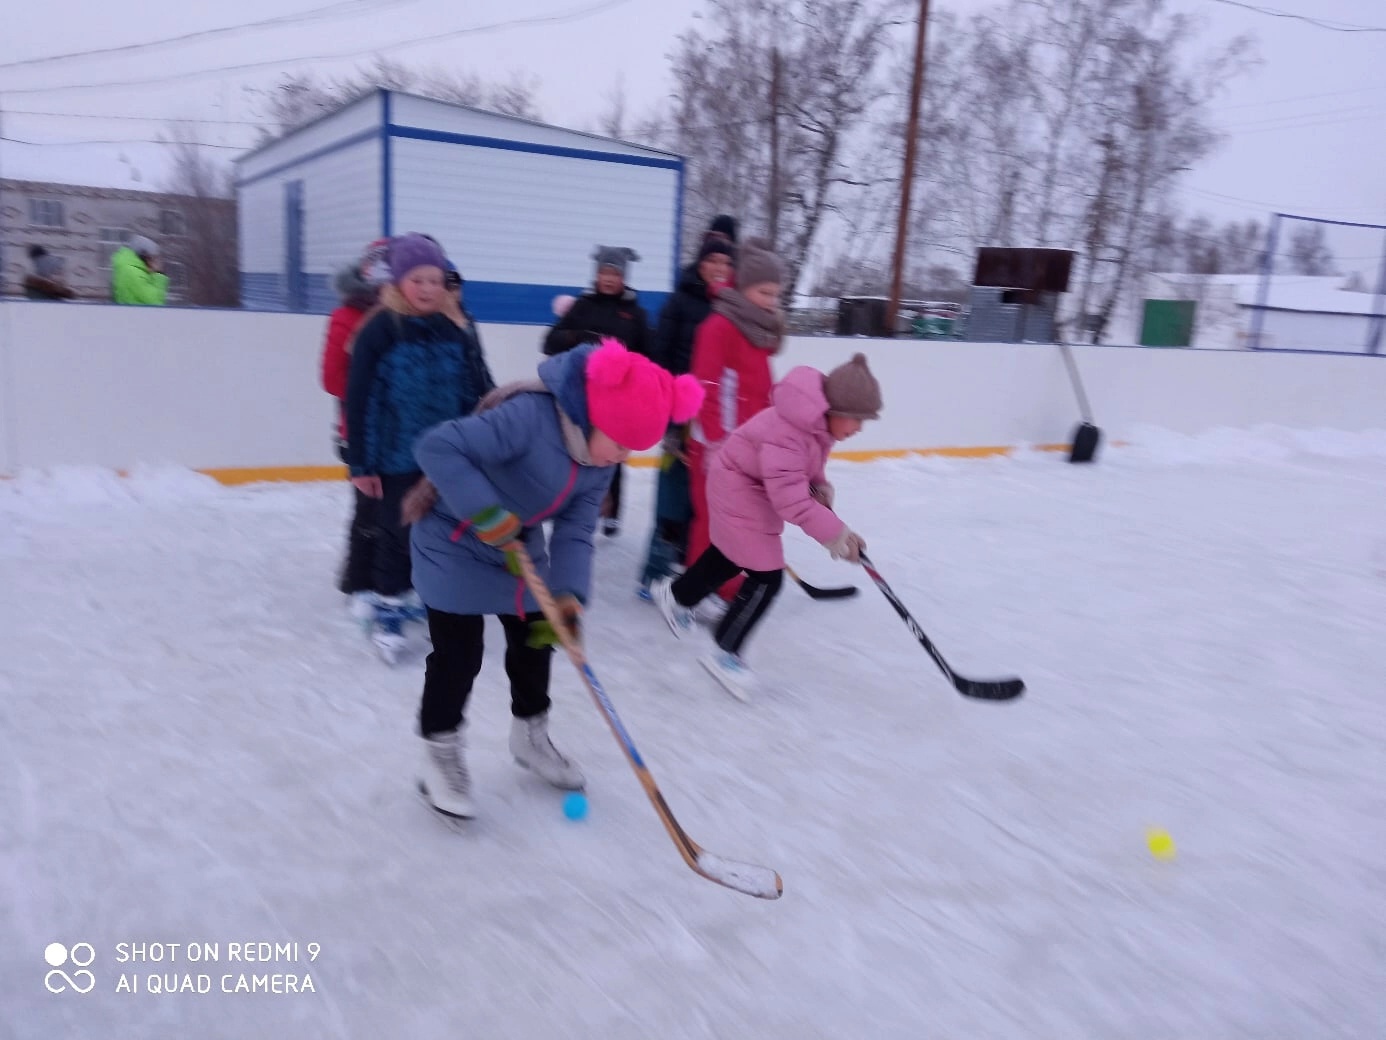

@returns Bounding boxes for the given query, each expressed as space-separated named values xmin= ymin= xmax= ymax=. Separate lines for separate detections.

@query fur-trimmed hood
xmin=333 ymin=264 xmax=379 ymax=310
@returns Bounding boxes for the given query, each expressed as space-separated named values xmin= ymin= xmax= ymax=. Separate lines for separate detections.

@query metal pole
xmin=1248 ymin=214 xmax=1281 ymax=349
xmin=887 ymin=0 xmax=931 ymax=338
xmin=1366 ymin=226 xmax=1386 ymax=354
xmin=767 ymin=47 xmax=781 ymax=251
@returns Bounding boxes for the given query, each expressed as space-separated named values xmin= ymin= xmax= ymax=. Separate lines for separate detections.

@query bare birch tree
xmin=649 ymin=0 xmax=908 ymax=294
xmin=160 ymin=130 xmax=240 ymax=307
xmin=245 ymin=56 xmax=542 ymax=140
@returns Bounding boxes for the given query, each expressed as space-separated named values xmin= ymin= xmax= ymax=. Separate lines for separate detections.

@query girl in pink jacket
xmin=651 ymin=354 xmax=882 ymax=697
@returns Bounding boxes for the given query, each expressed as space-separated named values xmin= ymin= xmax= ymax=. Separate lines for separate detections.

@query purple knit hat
xmin=386 ymin=233 xmax=447 ymax=284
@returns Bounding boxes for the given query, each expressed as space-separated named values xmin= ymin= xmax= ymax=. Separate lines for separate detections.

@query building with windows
xmin=0 ymin=178 xmax=232 ymax=303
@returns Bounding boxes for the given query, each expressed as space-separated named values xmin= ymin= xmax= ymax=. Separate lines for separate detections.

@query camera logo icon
xmin=44 ymin=942 xmax=96 ymax=994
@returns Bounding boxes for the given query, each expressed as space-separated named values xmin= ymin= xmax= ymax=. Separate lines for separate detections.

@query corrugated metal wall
xmin=391 ymin=136 xmax=678 ymax=322
xmin=237 ymin=138 xmax=381 ymax=312
xmin=235 ymin=91 xmax=683 ymax=321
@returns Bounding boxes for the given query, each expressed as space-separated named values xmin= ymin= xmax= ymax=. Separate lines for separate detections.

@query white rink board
xmin=2 ymin=301 xmax=1385 ymax=474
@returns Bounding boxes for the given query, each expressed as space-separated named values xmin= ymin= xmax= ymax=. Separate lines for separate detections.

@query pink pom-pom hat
xmin=585 ymin=338 xmax=704 ymax=451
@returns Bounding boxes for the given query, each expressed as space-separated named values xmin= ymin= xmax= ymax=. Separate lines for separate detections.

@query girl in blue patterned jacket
xmin=344 ymin=233 xmax=495 ymax=660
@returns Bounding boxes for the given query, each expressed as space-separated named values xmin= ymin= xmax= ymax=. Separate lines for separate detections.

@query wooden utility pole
xmin=887 ymin=0 xmax=931 ymax=337
xmin=768 ymin=47 xmax=782 ymax=251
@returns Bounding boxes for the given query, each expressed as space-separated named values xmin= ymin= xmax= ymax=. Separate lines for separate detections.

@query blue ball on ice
xmin=562 ymin=791 xmax=588 ymax=821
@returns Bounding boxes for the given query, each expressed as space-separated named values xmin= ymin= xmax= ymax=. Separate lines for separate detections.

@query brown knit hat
xmin=735 ymin=237 xmax=785 ymax=290
xmin=823 ymin=353 xmax=883 ymax=419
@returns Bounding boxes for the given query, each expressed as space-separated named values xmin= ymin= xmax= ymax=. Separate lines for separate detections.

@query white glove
xmin=827 ymin=527 xmax=865 ymax=563
xmin=809 ymin=481 xmax=835 ymax=510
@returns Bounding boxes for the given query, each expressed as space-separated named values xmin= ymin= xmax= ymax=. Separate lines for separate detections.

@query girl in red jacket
xmin=321 ymin=239 xmax=389 ymax=615
xmin=684 ymin=238 xmax=786 ymax=605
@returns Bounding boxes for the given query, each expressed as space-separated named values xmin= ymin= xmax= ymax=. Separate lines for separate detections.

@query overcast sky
xmin=2 ymin=0 xmax=1384 ymax=273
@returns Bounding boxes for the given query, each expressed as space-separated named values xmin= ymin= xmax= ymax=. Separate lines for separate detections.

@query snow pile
xmin=0 ymin=463 xmax=222 ymax=513
xmin=1119 ymin=424 xmax=1386 ymax=466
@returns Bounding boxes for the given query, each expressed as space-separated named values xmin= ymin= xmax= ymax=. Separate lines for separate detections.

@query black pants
xmin=418 ymin=609 xmax=552 ymax=736
xmin=601 ymin=464 xmax=623 ymax=527
xmin=368 ymin=472 xmax=419 ymax=598
xmin=337 ymin=485 xmax=379 ymax=595
xmin=670 ymin=545 xmax=783 ymax=656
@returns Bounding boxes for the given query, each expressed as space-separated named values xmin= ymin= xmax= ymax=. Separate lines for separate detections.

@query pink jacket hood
xmin=770 ymin=365 xmax=833 ymax=440
xmin=703 ymin=364 xmax=843 ymax=572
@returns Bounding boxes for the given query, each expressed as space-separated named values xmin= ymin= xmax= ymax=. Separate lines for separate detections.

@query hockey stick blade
xmin=859 ymin=554 xmax=1025 ymax=702
xmin=515 ymin=547 xmax=784 ymax=900
xmin=786 ymin=566 xmax=858 ymax=600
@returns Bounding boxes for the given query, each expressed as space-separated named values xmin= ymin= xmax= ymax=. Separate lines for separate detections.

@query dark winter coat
xmin=542 ymin=288 xmax=651 ymax=358
xmin=653 ymin=263 xmax=716 ymax=375
xmin=344 ymin=291 xmax=496 ymax=477
xmin=410 ymin=344 xmax=615 ymax=616
xmin=23 ymin=274 xmax=75 ymax=301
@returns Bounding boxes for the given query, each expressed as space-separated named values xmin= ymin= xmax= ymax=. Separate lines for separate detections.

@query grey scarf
xmin=712 ymin=288 xmax=785 ymax=353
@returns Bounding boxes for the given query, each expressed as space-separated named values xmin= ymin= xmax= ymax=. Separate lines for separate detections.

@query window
xmin=160 ymin=209 xmax=186 ymax=237
xmin=165 ymin=261 xmax=187 ymax=294
xmin=98 ymin=228 xmax=133 ymax=269
xmin=28 ymin=199 xmax=65 ymax=228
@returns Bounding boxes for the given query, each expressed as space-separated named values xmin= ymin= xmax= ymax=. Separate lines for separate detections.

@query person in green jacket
xmin=110 ymin=235 xmax=169 ymax=305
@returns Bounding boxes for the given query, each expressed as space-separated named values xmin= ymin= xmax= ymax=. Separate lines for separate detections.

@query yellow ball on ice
xmin=1146 ymin=828 xmax=1177 ymax=861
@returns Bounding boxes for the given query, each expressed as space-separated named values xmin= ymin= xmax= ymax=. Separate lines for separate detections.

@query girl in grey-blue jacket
xmin=407 ymin=339 xmax=703 ymax=819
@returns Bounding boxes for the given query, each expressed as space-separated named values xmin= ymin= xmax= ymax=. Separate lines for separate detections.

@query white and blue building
xmin=234 ymin=90 xmax=684 ymax=322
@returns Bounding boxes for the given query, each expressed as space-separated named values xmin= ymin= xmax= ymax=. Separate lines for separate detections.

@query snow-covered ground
xmin=3 ymin=428 xmax=1385 ymax=1039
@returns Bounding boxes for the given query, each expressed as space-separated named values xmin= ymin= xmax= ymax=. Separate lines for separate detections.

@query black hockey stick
xmin=785 ymin=566 xmax=858 ymax=600
xmin=515 ymin=546 xmax=783 ymax=900
xmin=859 ymin=553 xmax=1025 ymax=702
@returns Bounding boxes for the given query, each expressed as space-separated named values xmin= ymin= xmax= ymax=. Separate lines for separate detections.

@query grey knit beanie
xmin=823 ymin=353 xmax=883 ymax=420
xmin=735 ymin=237 xmax=785 ymax=291
xmin=593 ymin=245 xmax=639 ymax=277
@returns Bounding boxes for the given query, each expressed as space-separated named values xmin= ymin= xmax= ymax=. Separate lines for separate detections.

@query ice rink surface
xmin=3 ymin=427 xmax=1384 ymax=1039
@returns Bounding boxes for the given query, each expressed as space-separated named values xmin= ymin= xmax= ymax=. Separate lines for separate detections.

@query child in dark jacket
xmin=408 ymin=339 xmax=702 ymax=818
xmin=542 ymin=246 xmax=651 ymax=358
xmin=344 ymin=233 xmax=497 ymax=662
xmin=543 ymin=245 xmax=653 ymax=536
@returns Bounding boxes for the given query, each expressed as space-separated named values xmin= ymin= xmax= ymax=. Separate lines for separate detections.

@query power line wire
xmin=1 ymin=108 xmax=267 ymax=127
xmin=1179 ymin=185 xmax=1377 ymax=223
xmin=1 ymin=134 xmax=248 ymax=151
xmin=1222 ymin=101 xmax=1386 ymax=132
xmin=1207 ymin=0 xmax=1386 ymax=33
xmin=1229 ymin=110 xmax=1386 ymax=136
xmin=0 ymin=105 xmax=759 ymax=138
xmin=1 ymin=0 xmax=631 ymax=95
xmin=0 ymin=0 xmax=414 ymax=71
xmin=1213 ymin=82 xmax=1386 ymax=113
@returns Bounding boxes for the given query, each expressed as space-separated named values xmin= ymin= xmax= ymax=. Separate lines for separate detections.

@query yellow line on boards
xmin=2 ymin=445 xmax=1098 ymax=485
xmin=200 ymin=465 xmax=349 ymax=485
